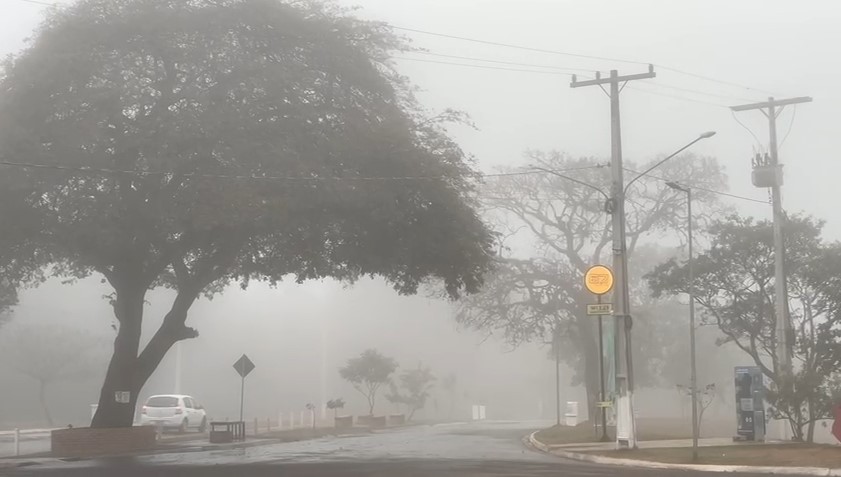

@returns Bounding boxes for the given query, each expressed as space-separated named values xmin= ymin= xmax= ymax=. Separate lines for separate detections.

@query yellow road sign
xmin=584 ymin=265 xmax=614 ymax=295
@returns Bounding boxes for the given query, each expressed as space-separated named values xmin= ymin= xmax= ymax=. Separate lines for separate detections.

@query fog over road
xmin=7 ymin=421 xmax=810 ymax=477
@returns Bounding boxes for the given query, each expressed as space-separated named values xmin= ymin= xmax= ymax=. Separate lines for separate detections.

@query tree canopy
xmin=647 ymin=214 xmax=841 ymax=442
xmin=386 ymin=364 xmax=435 ymax=420
xmin=0 ymin=0 xmax=493 ymax=427
xmin=457 ymin=152 xmax=726 ymax=409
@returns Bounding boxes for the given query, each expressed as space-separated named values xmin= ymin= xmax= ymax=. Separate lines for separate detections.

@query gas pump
xmin=734 ymin=366 xmax=765 ymax=441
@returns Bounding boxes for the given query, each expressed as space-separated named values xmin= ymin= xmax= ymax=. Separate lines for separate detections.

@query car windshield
xmin=146 ymin=397 xmax=179 ymax=408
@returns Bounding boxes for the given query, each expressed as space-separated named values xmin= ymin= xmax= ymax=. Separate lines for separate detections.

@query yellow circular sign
xmin=584 ymin=265 xmax=614 ymax=295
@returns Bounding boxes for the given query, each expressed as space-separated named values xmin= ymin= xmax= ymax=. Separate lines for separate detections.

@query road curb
xmin=528 ymin=431 xmax=841 ymax=476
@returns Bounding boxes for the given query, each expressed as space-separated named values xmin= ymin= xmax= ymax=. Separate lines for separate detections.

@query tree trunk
xmin=91 ymin=284 xmax=198 ymax=428
xmin=38 ymin=379 xmax=54 ymax=428
xmin=91 ymin=287 xmax=145 ymax=428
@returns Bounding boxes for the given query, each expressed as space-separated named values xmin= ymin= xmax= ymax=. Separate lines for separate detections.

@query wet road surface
xmin=3 ymin=420 xmax=813 ymax=476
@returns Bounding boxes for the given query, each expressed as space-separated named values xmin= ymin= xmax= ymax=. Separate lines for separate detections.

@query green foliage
xmin=647 ymin=214 xmax=841 ymax=442
xmin=386 ymin=364 xmax=436 ymax=420
xmin=0 ymin=0 xmax=492 ymax=426
xmin=339 ymin=349 xmax=397 ymax=415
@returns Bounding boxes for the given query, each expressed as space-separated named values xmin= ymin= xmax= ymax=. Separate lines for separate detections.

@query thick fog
xmin=1 ymin=0 xmax=839 ymax=446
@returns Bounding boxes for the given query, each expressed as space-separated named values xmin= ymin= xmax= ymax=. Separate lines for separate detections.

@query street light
xmin=625 ymin=132 xmax=716 ymax=193
xmin=531 ymin=131 xmax=714 ymax=450
xmin=666 ymin=181 xmax=699 ymax=462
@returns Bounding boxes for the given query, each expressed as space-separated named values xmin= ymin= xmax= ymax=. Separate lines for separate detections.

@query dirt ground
xmin=587 ymin=443 xmax=841 ymax=467
xmin=536 ymin=418 xmax=733 ymax=445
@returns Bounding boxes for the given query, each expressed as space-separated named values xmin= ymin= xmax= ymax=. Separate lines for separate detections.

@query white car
xmin=138 ymin=394 xmax=207 ymax=432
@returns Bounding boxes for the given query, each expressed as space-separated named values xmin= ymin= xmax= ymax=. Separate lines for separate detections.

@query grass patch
xmin=586 ymin=443 xmax=841 ymax=467
xmin=535 ymin=418 xmax=733 ymax=446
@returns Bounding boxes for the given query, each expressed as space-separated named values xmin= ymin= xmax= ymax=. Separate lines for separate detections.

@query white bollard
xmin=14 ymin=428 xmax=20 ymax=456
xmin=289 ymin=411 xmax=294 ymax=429
xmin=299 ymin=411 xmax=304 ymax=427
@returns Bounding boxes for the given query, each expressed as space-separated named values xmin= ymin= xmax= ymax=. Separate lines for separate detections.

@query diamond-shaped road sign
xmin=233 ymin=354 xmax=255 ymax=378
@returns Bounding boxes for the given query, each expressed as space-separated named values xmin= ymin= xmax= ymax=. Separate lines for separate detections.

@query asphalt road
xmin=3 ymin=420 xmax=815 ymax=476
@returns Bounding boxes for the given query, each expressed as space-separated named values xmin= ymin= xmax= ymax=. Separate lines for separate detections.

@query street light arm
xmin=624 ymin=132 xmax=715 ymax=194
xmin=530 ymin=166 xmax=611 ymax=201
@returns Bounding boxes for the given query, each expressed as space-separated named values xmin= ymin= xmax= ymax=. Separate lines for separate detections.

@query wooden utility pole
xmin=730 ymin=96 xmax=812 ymax=382
xmin=570 ymin=66 xmax=656 ymax=449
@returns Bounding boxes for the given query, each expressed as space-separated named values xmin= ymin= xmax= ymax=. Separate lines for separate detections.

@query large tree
xmin=0 ymin=0 xmax=493 ymax=428
xmin=458 ymin=152 xmax=726 ymax=415
xmin=647 ymin=214 xmax=841 ymax=442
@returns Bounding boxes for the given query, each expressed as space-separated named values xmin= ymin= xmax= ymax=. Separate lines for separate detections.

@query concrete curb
xmin=528 ymin=431 xmax=841 ymax=476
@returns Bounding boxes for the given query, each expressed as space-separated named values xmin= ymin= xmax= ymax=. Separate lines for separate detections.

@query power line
xmin=625 ymin=85 xmax=730 ymax=109
xmin=730 ymin=110 xmax=764 ymax=149
xmin=393 ymin=25 xmax=780 ymax=98
xmin=15 ymin=0 xmax=58 ymax=6
xmin=622 ymin=167 xmax=769 ymax=205
xmin=399 ymin=55 xmax=742 ymax=108
xmin=392 ymin=26 xmax=647 ymax=66
xmin=0 ymin=159 xmax=602 ymax=183
xmin=779 ymin=104 xmax=797 ymax=149
xmin=656 ymin=65 xmax=779 ymax=97
xmin=639 ymin=80 xmax=755 ymax=103
xmin=394 ymin=56 xmax=576 ymax=76
xmin=410 ymin=51 xmax=595 ymax=74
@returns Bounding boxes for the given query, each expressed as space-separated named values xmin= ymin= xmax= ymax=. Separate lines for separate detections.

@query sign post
xmin=585 ymin=265 xmax=614 ymax=442
xmin=233 ymin=354 xmax=256 ymax=425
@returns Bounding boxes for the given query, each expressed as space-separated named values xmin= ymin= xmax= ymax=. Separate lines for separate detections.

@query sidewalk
xmin=529 ymin=432 xmax=841 ymax=475
xmin=549 ymin=437 xmax=768 ymax=452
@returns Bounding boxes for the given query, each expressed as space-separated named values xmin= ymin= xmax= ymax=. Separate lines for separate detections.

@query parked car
xmin=138 ymin=394 xmax=207 ymax=432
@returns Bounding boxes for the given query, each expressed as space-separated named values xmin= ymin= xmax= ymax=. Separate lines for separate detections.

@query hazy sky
xmin=2 ymin=0 xmax=838 ymax=235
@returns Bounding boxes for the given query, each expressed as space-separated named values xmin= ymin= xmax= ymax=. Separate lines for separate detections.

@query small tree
xmin=339 ymin=349 xmax=397 ymax=416
xmin=0 ymin=322 xmax=108 ymax=426
xmin=387 ymin=365 xmax=436 ymax=421
xmin=327 ymin=398 xmax=345 ymax=420
xmin=676 ymin=383 xmax=717 ymax=437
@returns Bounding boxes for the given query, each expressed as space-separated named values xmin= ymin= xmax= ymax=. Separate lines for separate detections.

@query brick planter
xmin=51 ymin=426 xmax=157 ymax=457
xmin=334 ymin=416 xmax=353 ymax=429
xmin=357 ymin=415 xmax=386 ymax=428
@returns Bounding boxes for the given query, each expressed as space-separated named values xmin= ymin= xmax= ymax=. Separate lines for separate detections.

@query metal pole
xmin=609 ymin=69 xmax=636 ymax=449
xmin=598 ymin=295 xmax=609 ymax=442
xmin=767 ymin=99 xmax=792 ymax=378
xmin=555 ymin=327 xmax=561 ymax=427
xmin=239 ymin=375 xmax=245 ymax=424
xmin=687 ymin=188 xmax=699 ymax=461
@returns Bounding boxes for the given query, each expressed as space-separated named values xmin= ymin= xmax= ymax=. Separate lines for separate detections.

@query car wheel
xmin=179 ymin=419 xmax=188 ymax=433
xmin=198 ymin=418 xmax=207 ymax=433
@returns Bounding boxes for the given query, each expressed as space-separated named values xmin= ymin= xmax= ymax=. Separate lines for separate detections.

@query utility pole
xmin=730 ymin=96 xmax=812 ymax=384
xmin=571 ymin=66 xmax=656 ymax=449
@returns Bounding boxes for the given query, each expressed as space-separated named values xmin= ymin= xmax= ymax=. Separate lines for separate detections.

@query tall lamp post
xmin=666 ymin=181 xmax=699 ymax=462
